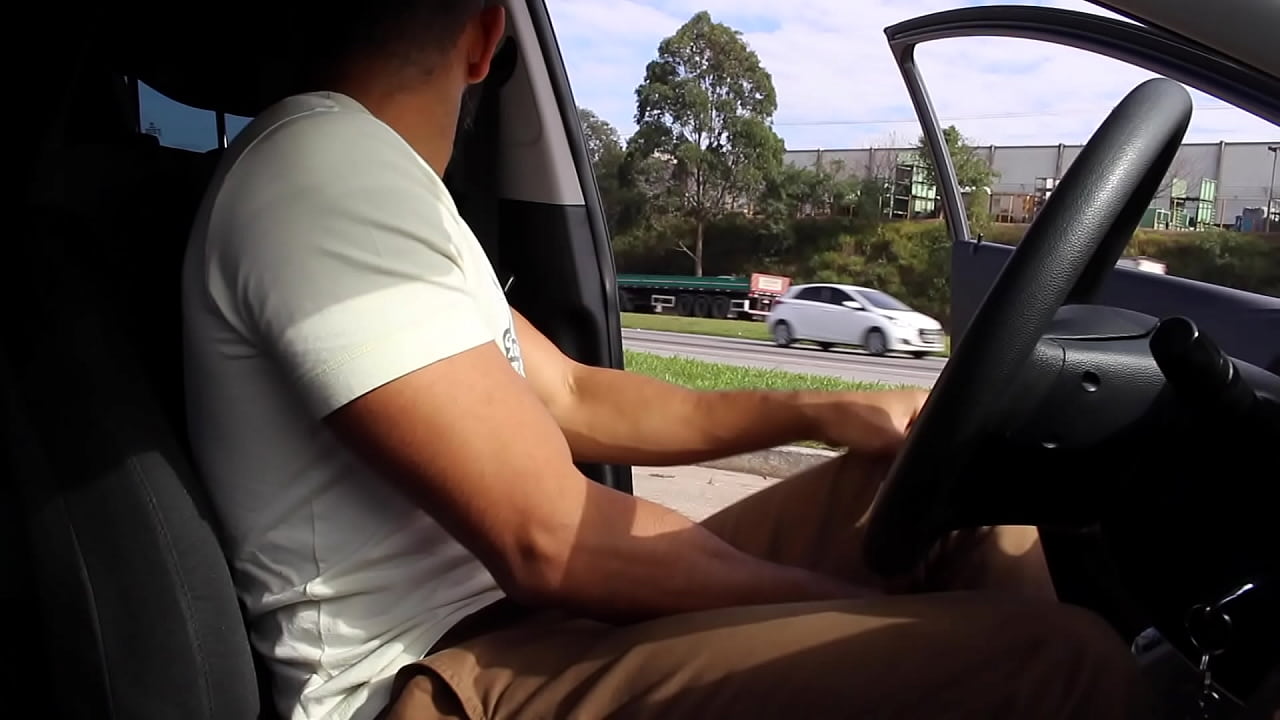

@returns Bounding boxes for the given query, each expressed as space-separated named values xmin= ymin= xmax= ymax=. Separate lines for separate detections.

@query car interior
xmin=4 ymin=1 xmax=1278 ymax=719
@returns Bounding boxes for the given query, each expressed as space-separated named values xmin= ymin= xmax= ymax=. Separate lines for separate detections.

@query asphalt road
xmin=622 ymin=329 xmax=946 ymax=388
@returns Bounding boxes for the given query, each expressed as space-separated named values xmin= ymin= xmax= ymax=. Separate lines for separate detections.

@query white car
xmin=766 ymin=283 xmax=946 ymax=358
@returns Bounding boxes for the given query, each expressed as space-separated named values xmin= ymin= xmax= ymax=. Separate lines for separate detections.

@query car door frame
xmin=522 ymin=0 xmax=625 ymax=370
xmin=885 ymin=5 xmax=1280 ymax=250
xmin=506 ymin=0 xmax=632 ymax=492
xmin=883 ymin=6 xmax=1280 ymax=370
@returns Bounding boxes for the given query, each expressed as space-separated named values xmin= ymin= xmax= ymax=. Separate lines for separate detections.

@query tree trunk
xmin=694 ymin=220 xmax=705 ymax=277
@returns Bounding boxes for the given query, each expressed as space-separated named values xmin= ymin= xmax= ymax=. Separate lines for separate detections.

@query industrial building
xmin=785 ymin=141 xmax=1280 ymax=231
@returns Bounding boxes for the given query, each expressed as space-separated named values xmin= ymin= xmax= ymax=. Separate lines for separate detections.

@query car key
xmin=1185 ymin=582 xmax=1258 ymax=719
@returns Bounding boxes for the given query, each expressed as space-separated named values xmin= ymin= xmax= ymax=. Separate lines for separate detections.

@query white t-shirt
xmin=182 ymin=91 xmax=518 ymax=720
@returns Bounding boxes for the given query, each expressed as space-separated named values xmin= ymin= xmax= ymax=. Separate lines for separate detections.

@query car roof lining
xmin=1091 ymin=0 xmax=1280 ymax=81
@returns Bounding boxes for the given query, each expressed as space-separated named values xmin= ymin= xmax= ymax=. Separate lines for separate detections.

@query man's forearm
xmin=520 ymin=479 xmax=868 ymax=621
xmin=557 ymin=365 xmax=838 ymax=465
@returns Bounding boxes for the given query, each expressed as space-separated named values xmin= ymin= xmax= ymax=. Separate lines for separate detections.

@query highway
xmin=622 ymin=329 xmax=946 ymax=388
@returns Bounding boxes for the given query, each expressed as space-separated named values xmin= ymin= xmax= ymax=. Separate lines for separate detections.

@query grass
xmin=621 ymin=311 xmax=952 ymax=356
xmin=623 ymin=349 xmax=887 ymax=393
xmin=624 ymin=350 xmax=897 ymax=451
xmin=621 ymin=312 xmax=772 ymax=342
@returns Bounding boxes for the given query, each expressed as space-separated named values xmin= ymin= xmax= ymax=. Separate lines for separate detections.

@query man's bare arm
xmin=514 ymin=311 xmax=922 ymax=465
xmin=326 ymin=343 xmax=865 ymax=620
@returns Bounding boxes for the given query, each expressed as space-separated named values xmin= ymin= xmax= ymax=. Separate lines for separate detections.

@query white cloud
xmin=548 ymin=0 xmax=1279 ymax=149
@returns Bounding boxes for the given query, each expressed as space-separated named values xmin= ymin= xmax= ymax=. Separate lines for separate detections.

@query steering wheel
xmin=863 ymin=78 xmax=1193 ymax=577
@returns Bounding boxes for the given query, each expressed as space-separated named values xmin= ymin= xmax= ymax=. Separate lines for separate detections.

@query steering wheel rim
xmin=864 ymin=78 xmax=1193 ymax=578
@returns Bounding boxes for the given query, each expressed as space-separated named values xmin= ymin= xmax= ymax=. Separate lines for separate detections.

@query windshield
xmin=858 ymin=289 xmax=913 ymax=312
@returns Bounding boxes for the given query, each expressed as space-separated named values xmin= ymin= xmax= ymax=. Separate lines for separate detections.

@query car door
xmin=789 ymin=286 xmax=834 ymax=341
xmin=812 ymin=286 xmax=853 ymax=342
xmin=884 ymin=5 xmax=1280 ymax=372
xmin=828 ymin=288 xmax=873 ymax=346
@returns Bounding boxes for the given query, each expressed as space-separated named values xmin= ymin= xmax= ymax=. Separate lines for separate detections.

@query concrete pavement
xmin=632 ymin=464 xmax=782 ymax=521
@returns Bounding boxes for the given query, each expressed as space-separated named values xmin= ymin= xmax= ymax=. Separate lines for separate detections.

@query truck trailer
xmin=617 ymin=272 xmax=791 ymax=320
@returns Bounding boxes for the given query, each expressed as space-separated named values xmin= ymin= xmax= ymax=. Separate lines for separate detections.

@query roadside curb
xmin=695 ymin=444 xmax=840 ymax=478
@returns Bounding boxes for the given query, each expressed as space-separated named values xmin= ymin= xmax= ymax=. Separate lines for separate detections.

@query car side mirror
xmin=842 ymin=300 xmax=864 ymax=311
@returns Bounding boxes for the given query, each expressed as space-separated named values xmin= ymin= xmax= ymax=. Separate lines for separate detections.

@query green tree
xmin=612 ymin=140 xmax=676 ymax=241
xmin=577 ymin=107 xmax=627 ymax=232
xmin=853 ymin=177 xmax=888 ymax=222
xmin=914 ymin=125 xmax=998 ymax=229
xmin=759 ymin=160 xmax=859 ymax=222
xmin=627 ymin=11 xmax=785 ymax=276
xmin=578 ymin=107 xmax=623 ymax=169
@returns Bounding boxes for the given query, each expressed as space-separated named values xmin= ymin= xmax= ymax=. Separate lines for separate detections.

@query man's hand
xmin=810 ymin=389 xmax=930 ymax=456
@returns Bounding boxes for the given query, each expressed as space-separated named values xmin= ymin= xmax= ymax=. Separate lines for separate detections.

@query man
xmin=181 ymin=1 xmax=1149 ymax=718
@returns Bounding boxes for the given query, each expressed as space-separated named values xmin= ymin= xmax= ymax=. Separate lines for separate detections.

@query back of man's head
xmin=305 ymin=0 xmax=490 ymax=86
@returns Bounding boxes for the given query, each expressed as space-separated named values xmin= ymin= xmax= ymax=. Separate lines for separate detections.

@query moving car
xmin=766 ymin=283 xmax=946 ymax=357
xmin=4 ymin=1 xmax=1278 ymax=719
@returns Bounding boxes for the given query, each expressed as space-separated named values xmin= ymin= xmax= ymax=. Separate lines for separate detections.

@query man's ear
xmin=464 ymin=4 xmax=507 ymax=84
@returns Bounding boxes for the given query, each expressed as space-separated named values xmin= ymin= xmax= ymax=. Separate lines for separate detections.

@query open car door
xmin=884 ymin=5 xmax=1280 ymax=374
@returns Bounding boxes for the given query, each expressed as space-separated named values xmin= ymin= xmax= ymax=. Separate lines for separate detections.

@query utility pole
xmin=1268 ymin=145 xmax=1279 ymax=233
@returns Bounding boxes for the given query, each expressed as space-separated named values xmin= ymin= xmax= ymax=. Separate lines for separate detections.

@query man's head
xmin=316 ymin=0 xmax=505 ymax=86
xmin=302 ymin=0 xmax=506 ymax=169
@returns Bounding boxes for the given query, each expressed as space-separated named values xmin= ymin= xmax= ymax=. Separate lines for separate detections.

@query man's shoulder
xmin=206 ymin=91 xmax=456 ymax=258
xmin=228 ymin=92 xmax=421 ymax=188
xmin=192 ymin=91 xmax=474 ymax=314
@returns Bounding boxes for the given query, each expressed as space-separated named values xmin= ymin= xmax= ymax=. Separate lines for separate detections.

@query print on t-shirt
xmin=502 ymin=323 xmax=524 ymax=376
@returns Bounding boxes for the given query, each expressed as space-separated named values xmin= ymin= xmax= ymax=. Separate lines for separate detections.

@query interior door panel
xmin=497 ymin=199 xmax=630 ymax=488
xmin=439 ymin=0 xmax=629 ymax=492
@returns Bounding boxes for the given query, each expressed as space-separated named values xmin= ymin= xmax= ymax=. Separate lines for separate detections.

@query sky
xmin=546 ymin=0 xmax=1280 ymax=151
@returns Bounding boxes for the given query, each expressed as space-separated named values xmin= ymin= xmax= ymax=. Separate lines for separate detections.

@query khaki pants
xmin=381 ymin=453 xmax=1149 ymax=719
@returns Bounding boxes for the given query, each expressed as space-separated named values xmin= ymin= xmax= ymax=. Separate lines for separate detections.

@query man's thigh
xmin=382 ymin=592 xmax=1146 ymax=720
xmin=700 ymin=450 xmax=1056 ymax=598
xmin=697 ymin=451 xmax=894 ymax=588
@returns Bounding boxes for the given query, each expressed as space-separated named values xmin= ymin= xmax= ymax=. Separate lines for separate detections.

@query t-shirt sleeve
xmin=204 ymin=109 xmax=494 ymax=418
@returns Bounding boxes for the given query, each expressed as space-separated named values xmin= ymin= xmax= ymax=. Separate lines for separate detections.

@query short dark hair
xmin=305 ymin=0 xmax=487 ymax=83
